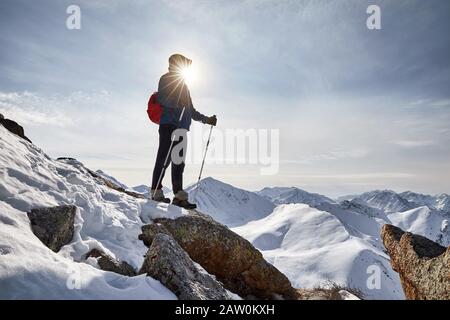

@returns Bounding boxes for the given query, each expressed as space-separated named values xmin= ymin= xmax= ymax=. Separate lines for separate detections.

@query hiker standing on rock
xmin=150 ymin=54 xmax=217 ymax=209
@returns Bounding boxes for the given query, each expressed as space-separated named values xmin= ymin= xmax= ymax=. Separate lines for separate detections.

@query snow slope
xmin=187 ymin=177 xmax=275 ymax=227
xmin=388 ymin=206 xmax=450 ymax=246
xmin=232 ymin=204 xmax=403 ymax=300
xmin=0 ymin=125 xmax=185 ymax=299
xmin=258 ymin=187 xmax=335 ymax=207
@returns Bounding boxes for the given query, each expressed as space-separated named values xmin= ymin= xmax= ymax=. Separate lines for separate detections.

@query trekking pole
xmin=152 ymin=107 xmax=186 ymax=199
xmin=193 ymin=124 xmax=214 ymax=201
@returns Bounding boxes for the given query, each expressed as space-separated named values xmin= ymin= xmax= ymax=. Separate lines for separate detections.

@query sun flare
xmin=180 ymin=65 xmax=197 ymax=86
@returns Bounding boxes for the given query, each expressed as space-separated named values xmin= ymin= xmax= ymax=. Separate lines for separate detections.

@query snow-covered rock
xmin=400 ymin=191 xmax=450 ymax=213
xmin=0 ymin=125 xmax=181 ymax=299
xmin=338 ymin=199 xmax=387 ymax=220
xmin=95 ymin=170 xmax=129 ymax=191
xmin=351 ymin=190 xmax=414 ymax=213
xmin=435 ymin=194 xmax=450 ymax=213
xmin=131 ymin=185 xmax=171 ymax=198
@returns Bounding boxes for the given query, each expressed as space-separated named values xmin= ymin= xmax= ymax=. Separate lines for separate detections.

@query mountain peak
xmin=258 ymin=186 xmax=334 ymax=207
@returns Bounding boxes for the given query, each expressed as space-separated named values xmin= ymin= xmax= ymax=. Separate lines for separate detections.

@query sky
xmin=0 ymin=0 xmax=449 ymax=197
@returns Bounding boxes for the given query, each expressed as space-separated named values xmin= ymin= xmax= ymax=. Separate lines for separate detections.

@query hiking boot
xmin=172 ymin=198 xmax=197 ymax=209
xmin=151 ymin=189 xmax=170 ymax=204
xmin=172 ymin=190 xmax=197 ymax=210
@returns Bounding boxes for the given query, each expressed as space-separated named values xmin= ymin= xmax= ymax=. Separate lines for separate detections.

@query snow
xmin=0 ymin=125 xmax=181 ymax=299
xmin=131 ymin=185 xmax=171 ymax=198
xmin=95 ymin=169 xmax=129 ymax=190
xmin=1 ymin=122 xmax=449 ymax=300
xmin=187 ymin=177 xmax=275 ymax=227
xmin=232 ymin=204 xmax=403 ymax=300
xmin=388 ymin=206 xmax=450 ymax=245
xmin=399 ymin=191 xmax=450 ymax=213
xmin=258 ymin=187 xmax=335 ymax=207
xmin=191 ymin=176 xmax=450 ymax=300
xmin=350 ymin=190 xmax=414 ymax=213
xmin=0 ymin=201 xmax=173 ymax=299
xmin=339 ymin=290 xmax=360 ymax=300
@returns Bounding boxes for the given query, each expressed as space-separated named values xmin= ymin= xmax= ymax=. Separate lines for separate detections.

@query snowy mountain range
xmin=188 ymin=179 xmax=450 ymax=300
xmin=1 ymin=122 xmax=449 ymax=300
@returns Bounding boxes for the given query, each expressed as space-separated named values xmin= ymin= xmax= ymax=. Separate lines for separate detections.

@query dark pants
xmin=151 ymin=124 xmax=185 ymax=194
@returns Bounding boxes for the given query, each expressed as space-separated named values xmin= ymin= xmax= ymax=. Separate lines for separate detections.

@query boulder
xmin=27 ymin=205 xmax=76 ymax=252
xmin=0 ymin=116 xmax=32 ymax=143
xmin=139 ymin=233 xmax=231 ymax=300
xmin=138 ymin=223 xmax=174 ymax=247
xmin=381 ymin=224 xmax=449 ymax=300
xmin=145 ymin=211 xmax=297 ymax=299
xmin=86 ymin=248 xmax=136 ymax=277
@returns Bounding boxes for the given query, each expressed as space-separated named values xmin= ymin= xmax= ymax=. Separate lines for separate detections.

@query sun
xmin=180 ymin=65 xmax=197 ymax=86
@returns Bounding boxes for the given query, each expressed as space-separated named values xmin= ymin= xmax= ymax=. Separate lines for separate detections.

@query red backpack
xmin=147 ymin=92 xmax=163 ymax=124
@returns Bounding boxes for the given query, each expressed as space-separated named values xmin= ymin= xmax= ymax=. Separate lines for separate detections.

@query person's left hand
xmin=205 ymin=115 xmax=217 ymax=126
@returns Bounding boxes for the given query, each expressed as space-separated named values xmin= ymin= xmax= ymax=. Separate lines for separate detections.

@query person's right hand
xmin=205 ymin=115 xmax=217 ymax=126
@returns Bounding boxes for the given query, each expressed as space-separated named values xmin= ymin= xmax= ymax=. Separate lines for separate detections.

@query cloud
xmin=0 ymin=90 xmax=115 ymax=128
xmin=289 ymin=173 xmax=416 ymax=179
xmin=285 ymin=149 xmax=369 ymax=164
xmin=0 ymin=91 xmax=74 ymax=127
xmin=430 ymin=99 xmax=450 ymax=107
xmin=392 ymin=140 xmax=436 ymax=148
xmin=408 ymin=98 xmax=450 ymax=108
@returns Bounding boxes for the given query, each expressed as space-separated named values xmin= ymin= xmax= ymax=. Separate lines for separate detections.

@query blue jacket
xmin=157 ymin=72 xmax=207 ymax=130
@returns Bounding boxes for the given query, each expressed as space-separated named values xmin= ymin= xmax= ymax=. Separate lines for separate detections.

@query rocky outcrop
xmin=55 ymin=157 xmax=145 ymax=199
xmin=86 ymin=249 xmax=136 ymax=277
xmin=141 ymin=211 xmax=297 ymax=299
xmin=381 ymin=224 xmax=449 ymax=300
xmin=0 ymin=114 xmax=32 ymax=143
xmin=87 ymin=168 xmax=145 ymax=199
xmin=27 ymin=205 xmax=76 ymax=252
xmin=139 ymin=233 xmax=231 ymax=300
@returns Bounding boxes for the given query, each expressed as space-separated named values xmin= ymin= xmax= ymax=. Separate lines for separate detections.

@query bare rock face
xmin=27 ymin=205 xmax=76 ymax=252
xmin=139 ymin=233 xmax=231 ymax=300
xmin=381 ymin=224 xmax=449 ymax=300
xmin=86 ymin=249 xmax=136 ymax=277
xmin=144 ymin=211 xmax=296 ymax=299
xmin=0 ymin=116 xmax=32 ymax=143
